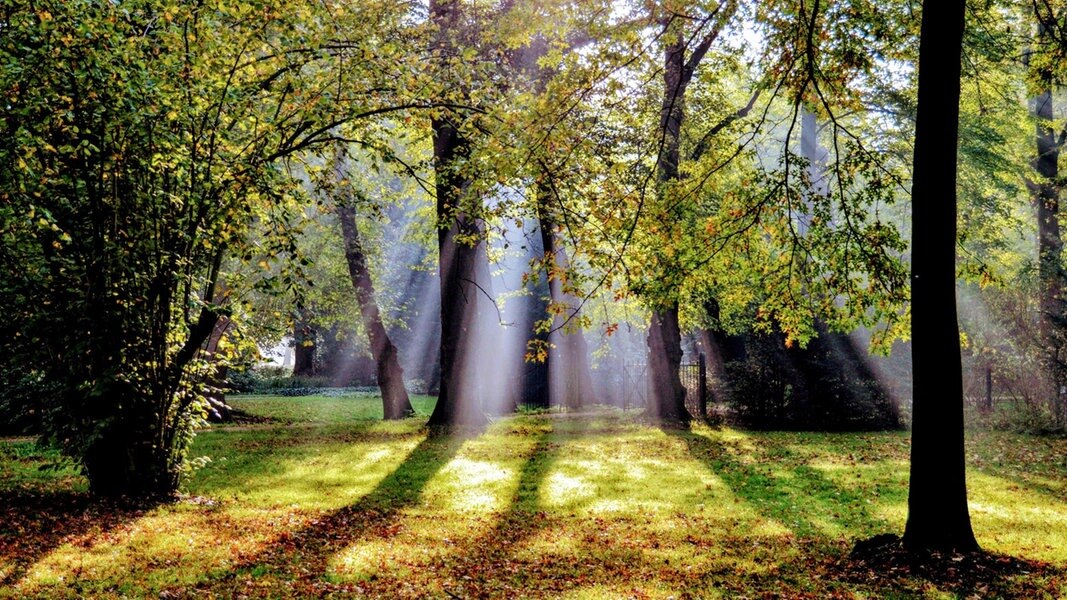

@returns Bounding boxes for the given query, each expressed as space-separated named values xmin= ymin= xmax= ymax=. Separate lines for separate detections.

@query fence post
xmin=698 ymin=353 xmax=708 ymax=419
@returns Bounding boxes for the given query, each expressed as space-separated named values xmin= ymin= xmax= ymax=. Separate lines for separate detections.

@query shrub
xmin=0 ymin=371 xmax=58 ymax=436
xmin=967 ymin=401 xmax=1064 ymax=435
xmin=723 ymin=332 xmax=901 ymax=431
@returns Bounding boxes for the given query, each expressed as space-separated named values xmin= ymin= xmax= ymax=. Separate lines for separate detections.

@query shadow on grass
xmin=672 ymin=429 xmax=1066 ymax=597
xmin=0 ymin=491 xmax=149 ymax=588
xmin=842 ymin=533 xmax=1067 ymax=598
xmin=430 ymin=427 xmax=561 ymax=596
xmin=668 ymin=428 xmax=888 ymax=537
xmin=191 ymin=430 xmax=467 ymax=595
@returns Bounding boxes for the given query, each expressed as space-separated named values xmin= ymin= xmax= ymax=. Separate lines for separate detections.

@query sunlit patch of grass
xmin=2 ymin=402 xmax=1066 ymax=599
xmin=967 ymin=471 xmax=1067 ymax=563
xmin=190 ymin=421 xmax=427 ymax=510
xmin=9 ymin=503 xmax=306 ymax=599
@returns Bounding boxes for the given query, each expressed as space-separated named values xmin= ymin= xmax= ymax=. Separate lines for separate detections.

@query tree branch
xmin=682 ymin=0 xmax=738 ymax=81
xmin=689 ymin=87 xmax=761 ymax=161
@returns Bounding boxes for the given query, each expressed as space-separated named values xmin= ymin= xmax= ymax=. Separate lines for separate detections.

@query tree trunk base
xmin=83 ymin=436 xmax=179 ymax=501
xmin=845 ymin=533 xmax=1051 ymax=596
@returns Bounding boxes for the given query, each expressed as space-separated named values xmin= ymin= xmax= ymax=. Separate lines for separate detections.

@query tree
xmin=644 ymin=0 xmax=739 ymax=425
xmin=333 ymin=146 xmax=415 ymax=420
xmin=1024 ymin=22 xmax=1066 ymax=426
xmin=506 ymin=23 xmax=602 ymax=411
xmin=426 ymin=0 xmax=492 ymax=427
xmin=0 ymin=0 xmax=412 ymax=497
xmin=902 ymin=0 xmax=979 ymax=553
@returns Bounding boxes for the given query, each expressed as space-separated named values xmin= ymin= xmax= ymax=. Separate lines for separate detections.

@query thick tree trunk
xmin=430 ymin=203 xmax=487 ymax=426
xmin=337 ymin=204 xmax=414 ymax=420
xmin=536 ymin=185 xmax=596 ymax=410
xmin=427 ymin=0 xmax=488 ymax=428
xmin=83 ymin=420 xmax=175 ymax=499
xmin=902 ymin=0 xmax=979 ymax=553
xmin=647 ymin=304 xmax=690 ymax=424
xmin=645 ymin=25 xmax=692 ymax=424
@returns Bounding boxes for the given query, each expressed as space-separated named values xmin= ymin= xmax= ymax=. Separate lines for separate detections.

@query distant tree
xmin=1024 ymin=21 xmax=1066 ymax=426
xmin=332 ymin=147 xmax=415 ymax=420
xmin=902 ymin=0 xmax=979 ymax=553
xmin=292 ymin=305 xmax=318 ymax=377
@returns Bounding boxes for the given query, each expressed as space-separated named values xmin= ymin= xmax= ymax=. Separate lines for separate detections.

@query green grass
xmin=1 ymin=395 xmax=1065 ymax=598
xmin=225 ymin=392 xmax=438 ymax=424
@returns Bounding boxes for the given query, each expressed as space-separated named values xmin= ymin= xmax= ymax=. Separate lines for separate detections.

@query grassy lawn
xmin=1 ymin=396 xmax=1065 ymax=598
xmin=224 ymin=392 xmax=440 ymax=425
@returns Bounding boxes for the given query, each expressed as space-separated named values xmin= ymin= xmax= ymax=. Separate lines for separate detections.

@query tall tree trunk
xmin=426 ymin=0 xmax=488 ymax=427
xmin=644 ymin=4 xmax=737 ymax=422
xmin=646 ymin=20 xmax=693 ymax=425
xmin=1026 ymin=36 xmax=1065 ymax=426
xmin=902 ymin=0 xmax=979 ymax=553
xmin=536 ymin=182 xmax=597 ymax=410
xmin=430 ymin=192 xmax=487 ymax=426
xmin=337 ymin=204 xmax=414 ymax=420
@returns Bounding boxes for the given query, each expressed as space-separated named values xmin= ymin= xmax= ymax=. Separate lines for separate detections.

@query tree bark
xmin=1026 ymin=36 xmax=1065 ymax=426
xmin=337 ymin=204 xmax=414 ymax=420
xmin=647 ymin=304 xmax=690 ymax=424
xmin=536 ymin=182 xmax=597 ymax=410
xmin=204 ymin=315 xmax=234 ymax=422
xmin=645 ymin=18 xmax=694 ymax=424
xmin=426 ymin=0 xmax=489 ymax=428
xmin=292 ymin=306 xmax=316 ymax=377
xmin=902 ymin=0 xmax=979 ymax=553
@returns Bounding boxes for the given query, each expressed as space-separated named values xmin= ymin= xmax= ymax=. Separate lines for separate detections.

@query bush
xmin=226 ymin=366 xmax=395 ymax=396
xmin=226 ymin=366 xmax=293 ymax=393
xmin=723 ymin=332 xmax=901 ymax=431
xmin=967 ymin=402 xmax=1064 ymax=435
xmin=0 ymin=371 xmax=60 ymax=436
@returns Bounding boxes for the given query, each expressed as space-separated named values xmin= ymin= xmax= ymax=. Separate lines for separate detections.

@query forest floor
xmin=1 ymin=394 xmax=1065 ymax=599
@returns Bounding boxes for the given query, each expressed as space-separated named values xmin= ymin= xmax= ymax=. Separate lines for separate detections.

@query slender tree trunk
xmin=902 ymin=0 xmax=979 ymax=553
xmin=536 ymin=183 xmax=597 ymax=410
xmin=1026 ymin=39 xmax=1065 ymax=426
xmin=337 ymin=204 xmax=414 ymax=420
xmin=204 ymin=315 xmax=233 ymax=422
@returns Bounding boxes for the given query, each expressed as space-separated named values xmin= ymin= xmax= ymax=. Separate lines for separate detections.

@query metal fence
xmin=680 ymin=357 xmax=709 ymax=418
xmin=603 ymin=355 xmax=711 ymax=417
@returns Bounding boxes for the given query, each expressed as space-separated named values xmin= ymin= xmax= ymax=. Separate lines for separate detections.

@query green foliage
xmin=0 ymin=371 xmax=58 ymax=436
xmin=0 ymin=0 xmax=413 ymax=497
